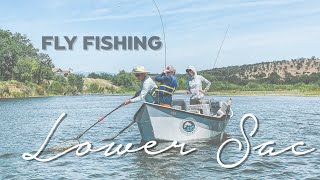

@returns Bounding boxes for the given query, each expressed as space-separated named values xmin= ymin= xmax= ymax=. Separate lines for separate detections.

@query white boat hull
xmin=134 ymin=103 xmax=230 ymax=142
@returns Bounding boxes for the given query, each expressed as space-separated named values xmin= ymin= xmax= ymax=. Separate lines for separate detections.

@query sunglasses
xmin=186 ymin=69 xmax=192 ymax=72
xmin=135 ymin=74 xmax=143 ymax=77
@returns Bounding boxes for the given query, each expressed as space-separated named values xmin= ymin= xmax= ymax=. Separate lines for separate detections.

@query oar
xmin=102 ymin=119 xmax=136 ymax=141
xmin=76 ymin=92 xmax=141 ymax=140
xmin=50 ymin=93 xmax=141 ymax=151
xmin=46 ymin=103 xmax=125 ymax=151
xmin=76 ymin=102 xmax=125 ymax=139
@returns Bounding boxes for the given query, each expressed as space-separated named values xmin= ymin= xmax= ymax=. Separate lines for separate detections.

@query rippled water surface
xmin=0 ymin=95 xmax=319 ymax=179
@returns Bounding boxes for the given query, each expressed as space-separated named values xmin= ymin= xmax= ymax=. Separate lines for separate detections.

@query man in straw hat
xmin=124 ymin=66 xmax=157 ymax=105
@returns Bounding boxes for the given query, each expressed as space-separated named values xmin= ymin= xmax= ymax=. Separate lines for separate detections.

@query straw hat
xmin=132 ymin=66 xmax=149 ymax=74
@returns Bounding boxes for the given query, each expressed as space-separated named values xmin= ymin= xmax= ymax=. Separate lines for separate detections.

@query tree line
xmin=0 ymin=29 xmax=83 ymax=96
xmin=87 ymin=69 xmax=320 ymax=93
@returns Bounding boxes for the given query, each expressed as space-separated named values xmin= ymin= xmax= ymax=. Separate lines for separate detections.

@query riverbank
xmin=0 ymin=78 xmax=122 ymax=99
xmin=1 ymin=89 xmax=319 ymax=99
xmin=207 ymin=90 xmax=320 ymax=96
xmin=1 ymin=78 xmax=320 ymax=99
xmin=174 ymin=90 xmax=320 ymax=96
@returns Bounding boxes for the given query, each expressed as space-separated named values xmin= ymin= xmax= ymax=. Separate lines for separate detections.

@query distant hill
xmin=201 ymin=57 xmax=320 ymax=83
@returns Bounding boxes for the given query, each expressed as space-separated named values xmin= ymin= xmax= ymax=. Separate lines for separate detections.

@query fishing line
xmin=152 ymin=0 xmax=167 ymax=68
xmin=211 ymin=25 xmax=230 ymax=83
xmin=213 ymin=25 xmax=230 ymax=69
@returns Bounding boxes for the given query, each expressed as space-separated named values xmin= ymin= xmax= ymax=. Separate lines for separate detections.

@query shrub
xmin=49 ymin=81 xmax=65 ymax=95
xmin=88 ymin=83 xmax=99 ymax=93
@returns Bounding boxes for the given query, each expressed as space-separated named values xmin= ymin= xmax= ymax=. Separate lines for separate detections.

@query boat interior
xmin=171 ymin=99 xmax=229 ymax=118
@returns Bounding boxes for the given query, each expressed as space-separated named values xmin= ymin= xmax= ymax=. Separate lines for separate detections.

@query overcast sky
xmin=1 ymin=0 xmax=320 ymax=73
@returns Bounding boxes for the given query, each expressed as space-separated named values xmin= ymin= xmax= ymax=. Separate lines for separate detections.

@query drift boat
xmin=134 ymin=99 xmax=233 ymax=142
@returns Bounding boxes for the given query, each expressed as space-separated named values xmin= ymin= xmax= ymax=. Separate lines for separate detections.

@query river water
xmin=0 ymin=95 xmax=319 ymax=179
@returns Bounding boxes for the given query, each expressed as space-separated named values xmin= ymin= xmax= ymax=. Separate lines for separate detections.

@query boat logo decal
xmin=180 ymin=118 xmax=196 ymax=135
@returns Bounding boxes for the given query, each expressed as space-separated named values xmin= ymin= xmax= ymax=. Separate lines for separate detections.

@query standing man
xmin=186 ymin=66 xmax=211 ymax=105
xmin=124 ymin=66 xmax=157 ymax=105
xmin=154 ymin=65 xmax=178 ymax=107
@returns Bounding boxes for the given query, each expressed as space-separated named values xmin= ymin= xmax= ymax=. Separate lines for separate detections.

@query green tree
xmin=87 ymin=72 xmax=100 ymax=79
xmin=48 ymin=76 xmax=68 ymax=95
xmin=67 ymin=73 xmax=84 ymax=92
xmin=53 ymin=75 xmax=68 ymax=87
xmin=176 ymin=76 xmax=187 ymax=90
xmin=13 ymin=57 xmax=39 ymax=83
xmin=112 ymin=70 xmax=138 ymax=91
xmin=36 ymin=53 xmax=54 ymax=84
xmin=0 ymin=29 xmax=53 ymax=83
xmin=100 ymin=73 xmax=114 ymax=81
xmin=49 ymin=81 xmax=64 ymax=95
xmin=0 ymin=30 xmax=38 ymax=80
xmin=267 ymin=72 xmax=281 ymax=84
xmin=88 ymin=83 xmax=99 ymax=93
xmin=284 ymin=72 xmax=298 ymax=84
xmin=299 ymin=74 xmax=311 ymax=84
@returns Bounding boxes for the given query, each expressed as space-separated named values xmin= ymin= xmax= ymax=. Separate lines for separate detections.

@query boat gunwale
xmin=133 ymin=102 xmax=229 ymax=121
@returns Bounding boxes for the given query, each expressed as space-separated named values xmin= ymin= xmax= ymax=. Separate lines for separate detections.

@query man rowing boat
xmin=124 ymin=66 xmax=157 ymax=105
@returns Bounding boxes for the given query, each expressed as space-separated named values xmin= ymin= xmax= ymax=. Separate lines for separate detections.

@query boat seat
xmin=187 ymin=104 xmax=211 ymax=115
xmin=172 ymin=99 xmax=187 ymax=110
xmin=190 ymin=99 xmax=209 ymax=105
xmin=213 ymin=101 xmax=228 ymax=118
xmin=201 ymin=99 xmax=210 ymax=104
xmin=210 ymin=100 xmax=220 ymax=115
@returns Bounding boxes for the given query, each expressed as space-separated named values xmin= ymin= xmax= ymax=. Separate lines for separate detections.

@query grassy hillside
xmin=201 ymin=57 xmax=320 ymax=82
xmin=0 ymin=80 xmax=45 ymax=98
xmin=83 ymin=78 xmax=120 ymax=94
xmin=172 ymin=57 xmax=320 ymax=95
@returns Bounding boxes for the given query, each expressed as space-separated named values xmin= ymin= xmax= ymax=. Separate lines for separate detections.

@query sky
xmin=1 ymin=0 xmax=320 ymax=74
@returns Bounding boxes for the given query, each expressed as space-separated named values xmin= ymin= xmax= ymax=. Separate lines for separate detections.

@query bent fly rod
xmin=213 ymin=25 xmax=230 ymax=69
xmin=152 ymin=0 xmax=167 ymax=69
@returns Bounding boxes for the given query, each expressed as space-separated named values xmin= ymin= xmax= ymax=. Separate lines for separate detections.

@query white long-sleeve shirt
xmin=187 ymin=66 xmax=211 ymax=100
xmin=130 ymin=76 xmax=157 ymax=103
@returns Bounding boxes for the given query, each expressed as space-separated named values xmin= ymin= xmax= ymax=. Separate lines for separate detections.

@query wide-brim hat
xmin=186 ymin=66 xmax=195 ymax=72
xmin=132 ymin=66 xmax=149 ymax=74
